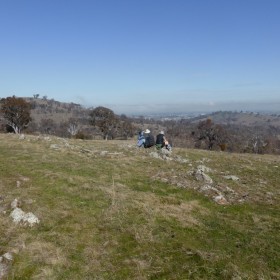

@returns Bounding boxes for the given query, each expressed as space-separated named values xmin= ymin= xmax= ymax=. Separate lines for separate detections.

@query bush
xmin=75 ymin=131 xmax=91 ymax=140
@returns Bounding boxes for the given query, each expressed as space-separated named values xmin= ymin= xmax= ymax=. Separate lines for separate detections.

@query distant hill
xmin=24 ymin=97 xmax=280 ymax=128
xmin=25 ymin=97 xmax=91 ymax=124
xmin=188 ymin=111 xmax=280 ymax=127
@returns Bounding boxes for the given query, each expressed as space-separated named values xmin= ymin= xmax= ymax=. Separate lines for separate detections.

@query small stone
xmin=197 ymin=165 xmax=212 ymax=173
xmin=223 ymin=175 xmax=240 ymax=181
xmin=50 ymin=144 xmax=60 ymax=150
xmin=214 ymin=195 xmax=228 ymax=205
xmin=2 ymin=253 xmax=13 ymax=261
xmin=195 ymin=170 xmax=213 ymax=184
xmin=11 ymin=199 xmax=20 ymax=209
xmin=0 ymin=262 xmax=9 ymax=278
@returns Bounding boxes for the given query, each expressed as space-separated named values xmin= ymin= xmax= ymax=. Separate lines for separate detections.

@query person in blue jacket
xmin=137 ymin=131 xmax=145 ymax=147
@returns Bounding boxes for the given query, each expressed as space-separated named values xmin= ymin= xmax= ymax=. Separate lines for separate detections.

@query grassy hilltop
xmin=0 ymin=133 xmax=280 ymax=279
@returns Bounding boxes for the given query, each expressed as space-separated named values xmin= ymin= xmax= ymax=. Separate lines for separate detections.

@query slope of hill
xmin=0 ymin=133 xmax=279 ymax=279
xmin=26 ymin=97 xmax=91 ymax=124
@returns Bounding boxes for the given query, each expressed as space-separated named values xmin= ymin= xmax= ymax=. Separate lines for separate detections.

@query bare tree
xmin=118 ymin=120 xmax=134 ymax=139
xmin=196 ymin=119 xmax=228 ymax=150
xmin=0 ymin=96 xmax=31 ymax=134
xmin=40 ymin=118 xmax=56 ymax=134
xmin=250 ymin=135 xmax=268 ymax=154
xmin=67 ymin=118 xmax=79 ymax=137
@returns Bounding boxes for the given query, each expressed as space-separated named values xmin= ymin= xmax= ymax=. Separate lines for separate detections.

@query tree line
xmin=0 ymin=96 xmax=134 ymax=140
xmin=1 ymin=96 xmax=280 ymax=155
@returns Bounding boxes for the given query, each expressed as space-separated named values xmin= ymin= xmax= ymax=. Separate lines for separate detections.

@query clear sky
xmin=0 ymin=0 xmax=279 ymax=114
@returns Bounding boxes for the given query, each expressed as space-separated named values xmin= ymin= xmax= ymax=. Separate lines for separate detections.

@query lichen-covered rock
xmin=10 ymin=207 xmax=40 ymax=226
xmin=197 ymin=165 xmax=212 ymax=173
xmin=195 ymin=170 xmax=213 ymax=184
xmin=0 ymin=262 xmax=9 ymax=279
xmin=11 ymin=198 xmax=20 ymax=209
xmin=2 ymin=253 xmax=13 ymax=262
xmin=223 ymin=175 xmax=240 ymax=181
xmin=149 ymin=152 xmax=162 ymax=160
xmin=213 ymin=195 xmax=228 ymax=205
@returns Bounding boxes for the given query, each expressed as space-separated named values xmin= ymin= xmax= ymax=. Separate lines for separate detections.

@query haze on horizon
xmin=0 ymin=0 xmax=279 ymax=115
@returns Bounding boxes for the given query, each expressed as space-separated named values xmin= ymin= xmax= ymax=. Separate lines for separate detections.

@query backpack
xmin=156 ymin=134 xmax=165 ymax=146
xmin=144 ymin=135 xmax=155 ymax=148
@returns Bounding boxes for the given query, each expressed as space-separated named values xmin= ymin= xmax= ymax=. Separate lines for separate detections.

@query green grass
xmin=0 ymin=133 xmax=280 ymax=279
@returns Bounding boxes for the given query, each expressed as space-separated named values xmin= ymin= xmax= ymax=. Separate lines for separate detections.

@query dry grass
xmin=0 ymin=133 xmax=279 ymax=279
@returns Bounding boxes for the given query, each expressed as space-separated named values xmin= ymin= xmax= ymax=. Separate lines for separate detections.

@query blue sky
xmin=0 ymin=0 xmax=279 ymax=114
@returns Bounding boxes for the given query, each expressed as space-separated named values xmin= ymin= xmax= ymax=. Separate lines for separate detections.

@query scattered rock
xmin=149 ymin=152 xmax=162 ymax=160
xmin=223 ymin=175 xmax=240 ymax=181
xmin=160 ymin=148 xmax=172 ymax=156
xmin=0 ymin=252 xmax=14 ymax=279
xmin=213 ymin=195 xmax=228 ymax=205
xmin=2 ymin=253 xmax=13 ymax=262
xmin=100 ymin=151 xmax=108 ymax=156
xmin=149 ymin=150 xmax=172 ymax=160
xmin=19 ymin=176 xmax=30 ymax=182
xmin=50 ymin=144 xmax=60 ymax=150
xmin=0 ymin=262 xmax=9 ymax=279
xmin=24 ymin=198 xmax=34 ymax=205
xmin=199 ymin=184 xmax=216 ymax=192
xmin=174 ymin=156 xmax=189 ymax=163
xmin=80 ymin=148 xmax=92 ymax=154
xmin=0 ymin=206 xmax=6 ymax=214
xmin=197 ymin=165 xmax=212 ymax=173
xmin=10 ymin=207 xmax=40 ymax=227
xmin=18 ymin=134 xmax=25 ymax=140
xmin=195 ymin=169 xmax=213 ymax=184
xmin=11 ymin=198 xmax=21 ymax=209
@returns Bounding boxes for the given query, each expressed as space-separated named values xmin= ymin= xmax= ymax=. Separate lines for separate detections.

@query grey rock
xmin=50 ymin=144 xmax=60 ymax=150
xmin=10 ymin=207 xmax=40 ymax=226
xmin=195 ymin=170 xmax=213 ymax=184
xmin=197 ymin=165 xmax=212 ymax=173
xmin=0 ymin=262 xmax=9 ymax=279
xmin=2 ymin=253 xmax=13 ymax=262
xmin=149 ymin=152 xmax=162 ymax=160
xmin=213 ymin=195 xmax=228 ymax=205
xmin=11 ymin=198 xmax=20 ymax=209
xmin=223 ymin=175 xmax=240 ymax=181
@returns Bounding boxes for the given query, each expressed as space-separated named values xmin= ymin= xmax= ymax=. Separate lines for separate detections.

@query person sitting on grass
xmin=156 ymin=131 xmax=172 ymax=151
xmin=143 ymin=129 xmax=155 ymax=148
xmin=137 ymin=131 xmax=145 ymax=147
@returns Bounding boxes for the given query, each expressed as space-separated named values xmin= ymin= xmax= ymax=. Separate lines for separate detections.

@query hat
xmin=160 ymin=131 xmax=164 ymax=135
xmin=144 ymin=129 xmax=150 ymax=133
